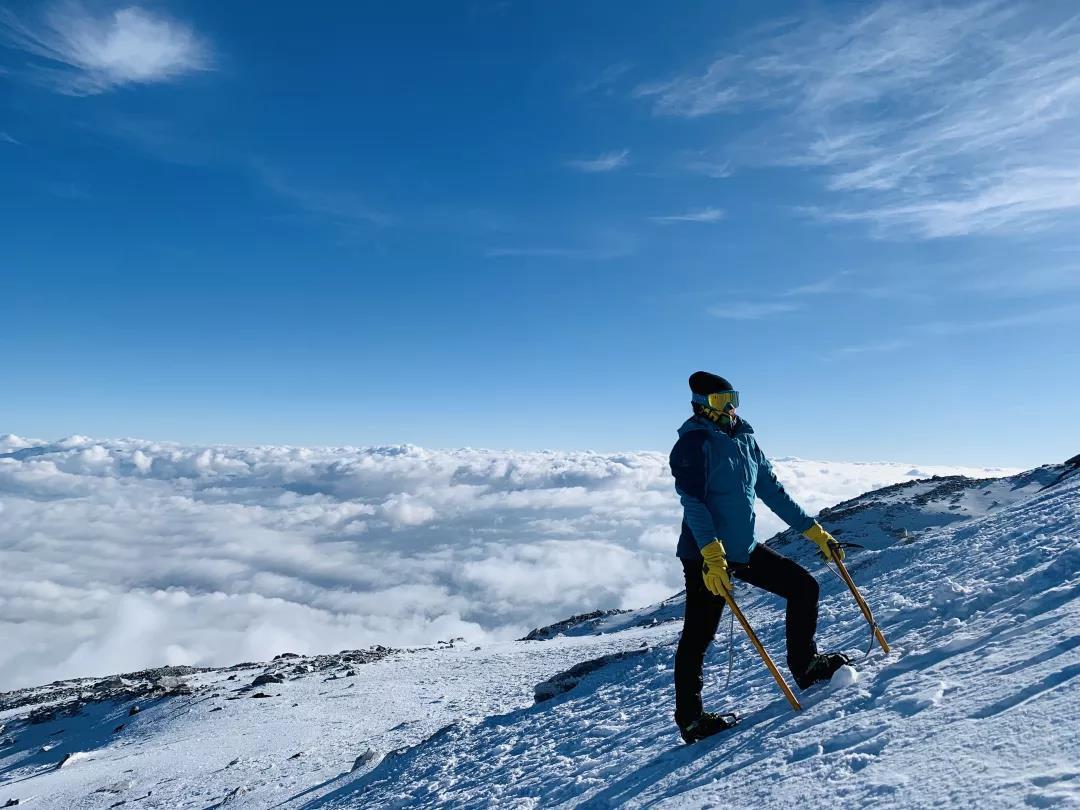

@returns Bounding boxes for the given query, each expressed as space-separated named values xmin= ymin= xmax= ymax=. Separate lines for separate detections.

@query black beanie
xmin=689 ymin=371 xmax=733 ymax=395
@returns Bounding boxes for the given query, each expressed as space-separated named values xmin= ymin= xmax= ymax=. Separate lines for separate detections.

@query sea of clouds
xmin=0 ymin=433 xmax=1018 ymax=690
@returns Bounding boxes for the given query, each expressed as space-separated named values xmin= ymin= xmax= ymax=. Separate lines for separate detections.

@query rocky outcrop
xmin=521 ymin=609 xmax=631 ymax=641
xmin=534 ymin=649 xmax=650 ymax=703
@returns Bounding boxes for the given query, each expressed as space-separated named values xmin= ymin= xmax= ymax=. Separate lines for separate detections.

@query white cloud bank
xmin=0 ymin=2 xmax=210 ymax=95
xmin=0 ymin=433 xmax=1017 ymax=690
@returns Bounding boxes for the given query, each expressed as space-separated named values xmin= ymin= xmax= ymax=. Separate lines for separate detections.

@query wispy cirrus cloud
xmin=565 ymin=149 xmax=630 ymax=173
xmin=829 ymin=338 xmax=911 ymax=358
xmin=829 ymin=303 xmax=1079 ymax=358
xmin=707 ymin=301 xmax=801 ymax=320
xmin=961 ymin=265 xmax=1080 ymax=296
xmin=705 ymin=271 xmax=852 ymax=321
xmin=485 ymin=241 xmax=634 ymax=261
xmin=0 ymin=131 xmax=19 ymax=144
xmin=0 ymin=2 xmax=211 ymax=95
xmin=649 ymin=207 xmax=725 ymax=224
xmin=256 ymin=165 xmax=394 ymax=229
xmin=916 ymin=304 xmax=1080 ymax=336
xmin=636 ymin=1 xmax=1080 ymax=239
xmin=679 ymin=151 xmax=731 ymax=179
xmin=485 ymin=227 xmax=637 ymax=261
xmin=784 ymin=272 xmax=851 ymax=296
xmin=574 ymin=62 xmax=633 ymax=95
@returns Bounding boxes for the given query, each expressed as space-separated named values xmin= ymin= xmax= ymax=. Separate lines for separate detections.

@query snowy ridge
xmin=523 ymin=464 xmax=1061 ymax=641
xmin=1 ymin=458 xmax=1077 ymax=808
xmin=315 ymin=459 xmax=1080 ymax=809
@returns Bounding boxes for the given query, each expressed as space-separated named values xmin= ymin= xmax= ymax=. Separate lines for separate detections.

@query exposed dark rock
xmin=352 ymin=749 xmax=381 ymax=771
xmin=92 ymin=780 xmax=132 ymax=794
xmin=251 ymin=673 xmax=284 ymax=687
xmin=219 ymin=785 xmax=248 ymax=805
xmin=29 ymin=707 xmax=56 ymax=724
xmin=534 ymin=649 xmax=650 ymax=703
xmin=521 ymin=609 xmax=632 ymax=641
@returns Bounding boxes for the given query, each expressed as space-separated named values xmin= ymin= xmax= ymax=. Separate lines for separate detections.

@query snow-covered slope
xmin=1 ymin=458 xmax=1077 ymax=808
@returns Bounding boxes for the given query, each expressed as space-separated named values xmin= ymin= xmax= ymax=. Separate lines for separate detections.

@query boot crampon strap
xmin=795 ymin=652 xmax=852 ymax=690
xmin=679 ymin=711 xmax=739 ymax=744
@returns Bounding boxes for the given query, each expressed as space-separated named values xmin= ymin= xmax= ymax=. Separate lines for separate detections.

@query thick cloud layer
xmin=0 ymin=433 xmax=1015 ymax=690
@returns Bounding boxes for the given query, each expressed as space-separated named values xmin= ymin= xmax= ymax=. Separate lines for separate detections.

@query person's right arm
xmin=669 ymin=432 xmax=715 ymax=550
xmin=670 ymin=432 xmax=732 ymax=594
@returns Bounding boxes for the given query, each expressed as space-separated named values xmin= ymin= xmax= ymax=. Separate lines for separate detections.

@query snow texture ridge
xmin=0 ymin=455 xmax=1076 ymax=808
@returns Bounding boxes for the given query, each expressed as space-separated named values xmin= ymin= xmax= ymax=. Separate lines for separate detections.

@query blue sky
xmin=1 ymin=0 xmax=1078 ymax=468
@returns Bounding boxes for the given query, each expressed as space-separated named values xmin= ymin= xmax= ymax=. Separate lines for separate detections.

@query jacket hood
xmin=677 ymin=414 xmax=754 ymax=438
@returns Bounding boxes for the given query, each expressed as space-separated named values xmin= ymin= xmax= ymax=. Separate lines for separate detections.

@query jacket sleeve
xmin=669 ymin=432 xmax=716 ymax=550
xmin=753 ymin=438 xmax=816 ymax=533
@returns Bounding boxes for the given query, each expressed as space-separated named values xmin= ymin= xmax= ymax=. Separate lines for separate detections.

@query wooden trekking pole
xmin=830 ymin=546 xmax=890 ymax=655
xmin=720 ymin=585 xmax=802 ymax=711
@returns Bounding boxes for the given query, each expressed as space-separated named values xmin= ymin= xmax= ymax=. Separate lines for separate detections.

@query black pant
xmin=673 ymin=544 xmax=819 ymax=726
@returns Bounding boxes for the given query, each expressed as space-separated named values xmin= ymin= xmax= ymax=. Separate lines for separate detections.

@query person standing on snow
xmin=669 ymin=371 xmax=849 ymax=744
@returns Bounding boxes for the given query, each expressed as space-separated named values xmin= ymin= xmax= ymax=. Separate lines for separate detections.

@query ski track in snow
xmin=0 ymin=461 xmax=1077 ymax=808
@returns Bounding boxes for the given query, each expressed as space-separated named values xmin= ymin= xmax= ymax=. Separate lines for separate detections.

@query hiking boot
xmin=678 ymin=711 xmax=738 ymax=744
xmin=794 ymin=652 xmax=852 ymax=690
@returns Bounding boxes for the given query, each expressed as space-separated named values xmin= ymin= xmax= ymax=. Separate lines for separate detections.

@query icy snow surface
xmin=1 ymin=457 xmax=1076 ymax=808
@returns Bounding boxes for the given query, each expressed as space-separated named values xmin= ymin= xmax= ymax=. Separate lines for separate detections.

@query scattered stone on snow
xmin=218 ymin=785 xmax=248 ymax=805
xmin=251 ymin=673 xmax=284 ymax=687
xmin=58 ymin=750 xmax=91 ymax=769
xmin=352 ymin=749 xmax=382 ymax=771
xmin=522 ymin=609 xmax=632 ymax=641
xmin=534 ymin=649 xmax=650 ymax=703
xmin=93 ymin=780 xmax=133 ymax=794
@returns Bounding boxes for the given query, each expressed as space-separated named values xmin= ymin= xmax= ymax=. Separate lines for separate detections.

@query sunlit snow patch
xmin=831 ymin=664 xmax=860 ymax=688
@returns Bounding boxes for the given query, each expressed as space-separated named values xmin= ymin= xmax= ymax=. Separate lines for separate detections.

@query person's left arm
xmin=754 ymin=438 xmax=845 ymax=562
xmin=753 ymin=438 xmax=816 ymax=533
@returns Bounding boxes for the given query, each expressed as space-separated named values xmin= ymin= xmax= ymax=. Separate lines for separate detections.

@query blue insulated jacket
xmin=669 ymin=415 xmax=815 ymax=564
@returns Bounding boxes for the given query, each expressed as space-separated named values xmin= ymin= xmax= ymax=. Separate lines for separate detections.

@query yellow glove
xmin=701 ymin=539 xmax=732 ymax=597
xmin=804 ymin=522 xmax=844 ymax=563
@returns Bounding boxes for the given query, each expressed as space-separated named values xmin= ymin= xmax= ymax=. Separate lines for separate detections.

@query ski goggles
xmin=692 ymin=390 xmax=739 ymax=410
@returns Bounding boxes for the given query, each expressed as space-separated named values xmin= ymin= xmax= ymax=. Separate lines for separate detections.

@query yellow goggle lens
xmin=693 ymin=391 xmax=740 ymax=410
